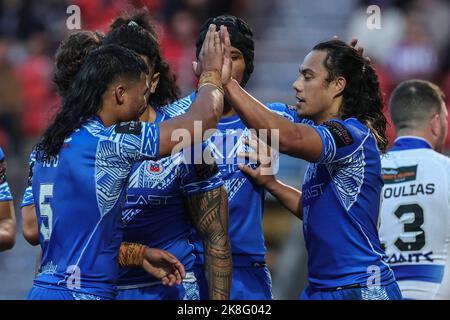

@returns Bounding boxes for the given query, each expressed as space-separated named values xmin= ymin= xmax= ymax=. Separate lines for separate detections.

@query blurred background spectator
xmin=0 ymin=0 xmax=448 ymax=299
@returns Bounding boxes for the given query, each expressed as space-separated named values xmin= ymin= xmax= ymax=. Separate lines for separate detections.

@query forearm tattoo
xmin=187 ymin=180 xmax=231 ymax=300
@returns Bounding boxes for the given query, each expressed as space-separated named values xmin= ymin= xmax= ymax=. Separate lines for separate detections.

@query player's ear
xmin=114 ymin=85 xmax=126 ymax=105
xmin=150 ymin=72 xmax=160 ymax=94
xmin=430 ymin=113 xmax=441 ymax=138
xmin=333 ymin=76 xmax=346 ymax=98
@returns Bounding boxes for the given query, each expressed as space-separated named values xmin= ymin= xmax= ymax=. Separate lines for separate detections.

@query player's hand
xmin=220 ymin=25 xmax=232 ymax=86
xmin=237 ymin=134 xmax=277 ymax=187
xmin=333 ymin=35 xmax=371 ymax=65
xmin=349 ymin=37 xmax=371 ymax=65
xmin=193 ymin=25 xmax=232 ymax=85
xmin=142 ymin=247 xmax=186 ymax=286
xmin=197 ymin=24 xmax=223 ymax=74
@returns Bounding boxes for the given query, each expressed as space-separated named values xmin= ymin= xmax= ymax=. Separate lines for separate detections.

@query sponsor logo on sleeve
xmin=322 ymin=121 xmax=353 ymax=148
xmin=115 ymin=121 xmax=142 ymax=135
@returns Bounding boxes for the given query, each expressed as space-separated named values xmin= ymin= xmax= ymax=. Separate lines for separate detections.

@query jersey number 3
xmin=394 ymin=203 xmax=425 ymax=251
xmin=39 ymin=184 xmax=54 ymax=241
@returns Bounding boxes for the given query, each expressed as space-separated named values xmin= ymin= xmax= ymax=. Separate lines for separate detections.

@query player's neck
xmin=314 ymin=100 xmax=341 ymax=124
xmin=396 ymin=130 xmax=434 ymax=148
xmin=222 ymin=101 xmax=236 ymax=118
xmin=140 ymin=105 xmax=157 ymax=123
xmin=314 ymin=110 xmax=341 ymax=125
xmin=97 ymin=108 xmax=117 ymax=127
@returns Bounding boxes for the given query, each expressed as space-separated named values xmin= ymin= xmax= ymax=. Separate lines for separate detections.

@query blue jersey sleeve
xmin=103 ymin=121 xmax=160 ymax=163
xmin=312 ymin=119 xmax=370 ymax=164
xmin=266 ymin=102 xmax=314 ymax=124
xmin=179 ymin=142 xmax=224 ymax=195
xmin=0 ymin=147 xmax=13 ymax=202
xmin=21 ymin=150 xmax=36 ymax=207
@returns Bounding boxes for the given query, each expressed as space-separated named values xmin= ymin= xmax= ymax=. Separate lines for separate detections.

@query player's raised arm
xmin=157 ymin=24 xmax=226 ymax=158
xmin=220 ymin=28 xmax=323 ymax=162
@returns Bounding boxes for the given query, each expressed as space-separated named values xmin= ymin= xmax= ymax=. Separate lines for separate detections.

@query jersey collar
xmin=87 ymin=115 xmax=105 ymax=127
xmin=390 ymin=136 xmax=433 ymax=151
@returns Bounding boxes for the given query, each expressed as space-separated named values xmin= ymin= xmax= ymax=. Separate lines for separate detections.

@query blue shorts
xmin=116 ymin=281 xmax=199 ymax=300
xmin=193 ymin=264 xmax=273 ymax=300
xmin=27 ymin=285 xmax=106 ymax=300
xmin=300 ymin=281 xmax=402 ymax=300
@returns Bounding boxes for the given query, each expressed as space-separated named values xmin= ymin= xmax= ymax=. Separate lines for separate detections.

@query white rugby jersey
xmin=379 ymin=136 xmax=450 ymax=299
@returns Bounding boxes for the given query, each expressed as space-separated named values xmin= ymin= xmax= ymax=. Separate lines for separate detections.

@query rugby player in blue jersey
xmin=225 ymin=36 xmax=402 ymax=300
xmin=167 ymin=15 xmax=303 ymax=300
xmin=22 ymin=31 xmax=103 ymax=247
xmin=21 ymin=22 xmax=230 ymax=300
xmin=0 ymin=147 xmax=16 ymax=251
xmin=20 ymin=31 xmax=184 ymax=291
xmin=103 ymin=11 xmax=232 ymax=300
xmin=22 ymin=24 xmax=227 ymax=300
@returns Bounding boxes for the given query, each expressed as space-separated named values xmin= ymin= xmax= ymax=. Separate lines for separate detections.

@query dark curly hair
xmin=110 ymin=7 xmax=157 ymax=38
xmin=313 ymin=39 xmax=388 ymax=153
xmin=35 ymin=45 xmax=149 ymax=162
xmin=53 ymin=31 xmax=103 ymax=97
xmin=108 ymin=7 xmax=180 ymax=106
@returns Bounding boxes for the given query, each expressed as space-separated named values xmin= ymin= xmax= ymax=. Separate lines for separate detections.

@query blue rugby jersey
xmin=0 ymin=147 xmax=13 ymax=202
xmin=25 ymin=116 xmax=160 ymax=299
xmin=117 ymin=109 xmax=224 ymax=288
xmin=303 ymin=118 xmax=393 ymax=289
xmin=164 ymin=92 xmax=303 ymax=266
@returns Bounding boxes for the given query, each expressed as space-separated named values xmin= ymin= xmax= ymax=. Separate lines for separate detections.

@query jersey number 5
xmin=394 ymin=203 xmax=425 ymax=251
xmin=39 ymin=184 xmax=54 ymax=241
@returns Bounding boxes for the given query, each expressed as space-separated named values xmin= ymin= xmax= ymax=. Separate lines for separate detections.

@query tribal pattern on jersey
xmin=118 ymin=107 xmax=223 ymax=289
xmin=167 ymin=92 xmax=304 ymax=266
xmin=327 ymin=146 xmax=366 ymax=211
xmin=0 ymin=147 xmax=12 ymax=202
xmin=21 ymin=151 xmax=36 ymax=207
xmin=27 ymin=116 xmax=160 ymax=299
xmin=84 ymin=120 xmax=159 ymax=217
xmin=224 ymin=177 xmax=247 ymax=202
xmin=361 ymin=287 xmax=389 ymax=300
xmin=302 ymin=118 xmax=394 ymax=289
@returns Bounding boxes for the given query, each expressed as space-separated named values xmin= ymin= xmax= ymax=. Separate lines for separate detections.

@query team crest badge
xmin=148 ymin=162 xmax=162 ymax=174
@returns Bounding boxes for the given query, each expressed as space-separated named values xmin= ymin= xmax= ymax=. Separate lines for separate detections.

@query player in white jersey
xmin=379 ymin=79 xmax=450 ymax=299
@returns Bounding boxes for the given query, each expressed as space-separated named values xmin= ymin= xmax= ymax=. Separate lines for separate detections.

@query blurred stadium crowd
xmin=1 ymin=0 xmax=449 ymax=156
xmin=0 ymin=0 xmax=249 ymax=151
xmin=0 ymin=0 xmax=449 ymax=299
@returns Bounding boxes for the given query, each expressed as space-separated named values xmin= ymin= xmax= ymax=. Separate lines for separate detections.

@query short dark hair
xmin=390 ymin=80 xmax=446 ymax=131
